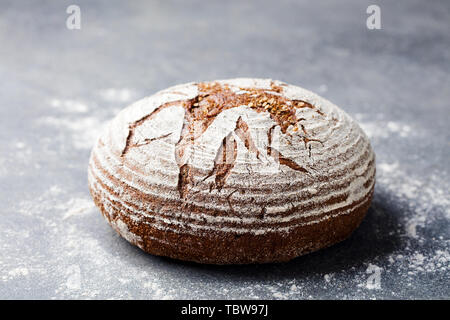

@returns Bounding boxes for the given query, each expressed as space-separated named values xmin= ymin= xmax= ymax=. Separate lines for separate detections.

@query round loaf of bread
xmin=88 ymin=78 xmax=375 ymax=264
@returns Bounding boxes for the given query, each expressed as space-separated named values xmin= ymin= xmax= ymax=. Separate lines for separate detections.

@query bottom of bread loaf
xmin=90 ymin=186 xmax=373 ymax=264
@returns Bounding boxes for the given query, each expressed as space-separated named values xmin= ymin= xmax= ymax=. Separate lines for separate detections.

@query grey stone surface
xmin=0 ymin=0 xmax=449 ymax=299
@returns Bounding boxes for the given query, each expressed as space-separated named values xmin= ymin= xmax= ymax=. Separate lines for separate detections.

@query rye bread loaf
xmin=88 ymin=78 xmax=375 ymax=264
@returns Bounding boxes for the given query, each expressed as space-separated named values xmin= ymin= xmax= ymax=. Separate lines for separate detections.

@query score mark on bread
xmin=121 ymin=81 xmax=318 ymax=197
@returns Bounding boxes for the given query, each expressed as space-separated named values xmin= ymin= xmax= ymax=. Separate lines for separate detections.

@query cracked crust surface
xmin=88 ymin=78 xmax=376 ymax=264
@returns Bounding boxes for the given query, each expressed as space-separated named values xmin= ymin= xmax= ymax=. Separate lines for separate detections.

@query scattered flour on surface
xmin=98 ymin=88 xmax=136 ymax=103
xmin=65 ymin=265 xmax=82 ymax=290
xmin=50 ymin=98 xmax=89 ymax=113
xmin=8 ymin=267 xmax=29 ymax=278
xmin=61 ymin=198 xmax=95 ymax=220
xmin=377 ymin=161 xmax=449 ymax=239
xmin=324 ymin=273 xmax=334 ymax=283
xmin=15 ymin=142 xmax=26 ymax=149
xmin=37 ymin=116 xmax=105 ymax=150
xmin=354 ymin=113 xmax=413 ymax=140
xmin=359 ymin=121 xmax=412 ymax=139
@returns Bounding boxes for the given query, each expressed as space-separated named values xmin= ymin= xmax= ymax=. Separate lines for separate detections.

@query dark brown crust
xmin=89 ymin=178 xmax=374 ymax=264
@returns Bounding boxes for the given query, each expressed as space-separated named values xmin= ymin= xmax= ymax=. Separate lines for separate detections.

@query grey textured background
xmin=0 ymin=0 xmax=449 ymax=299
